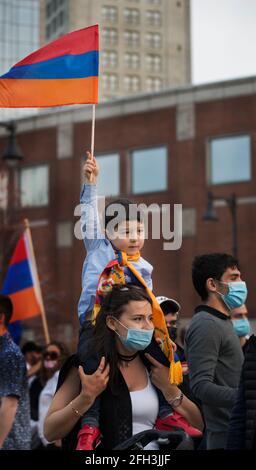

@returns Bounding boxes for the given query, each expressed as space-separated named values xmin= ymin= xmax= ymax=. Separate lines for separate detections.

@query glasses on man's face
xmin=43 ymin=351 xmax=60 ymax=360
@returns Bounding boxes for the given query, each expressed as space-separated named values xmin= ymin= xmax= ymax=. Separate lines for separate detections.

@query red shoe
xmin=155 ymin=411 xmax=202 ymax=437
xmin=76 ymin=425 xmax=101 ymax=450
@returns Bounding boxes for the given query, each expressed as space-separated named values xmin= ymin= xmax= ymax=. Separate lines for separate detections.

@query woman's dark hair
xmin=87 ymin=284 xmax=152 ymax=393
xmin=104 ymin=198 xmax=144 ymax=231
xmin=192 ymin=253 xmax=239 ymax=301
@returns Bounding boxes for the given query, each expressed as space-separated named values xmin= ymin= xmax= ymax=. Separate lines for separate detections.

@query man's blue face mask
xmin=217 ymin=281 xmax=248 ymax=310
xmin=112 ymin=318 xmax=154 ymax=351
xmin=232 ymin=318 xmax=251 ymax=337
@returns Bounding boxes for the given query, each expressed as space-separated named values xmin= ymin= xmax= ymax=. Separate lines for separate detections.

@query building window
xmin=147 ymin=0 xmax=162 ymax=5
xmin=102 ymin=28 xmax=118 ymax=46
xmin=132 ymin=147 xmax=167 ymax=194
xmin=101 ymin=50 xmax=118 ymax=68
xmin=124 ymin=75 xmax=140 ymax=92
xmin=97 ymin=154 xmax=120 ymax=196
xmin=57 ymin=222 xmax=73 ymax=248
xmin=146 ymin=32 xmax=161 ymax=48
xmin=146 ymin=76 xmax=162 ymax=91
xmin=209 ymin=135 xmax=251 ymax=185
xmin=124 ymin=52 xmax=140 ymax=69
xmin=102 ymin=73 xmax=118 ymax=92
xmin=101 ymin=5 xmax=118 ymax=23
xmin=20 ymin=165 xmax=49 ymax=207
xmin=146 ymin=10 xmax=162 ymax=26
xmin=124 ymin=8 xmax=140 ymax=24
xmin=124 ymin=30 xmax=140 ymax=47
xmin=146 ymin=54 xmax=162 ymax=72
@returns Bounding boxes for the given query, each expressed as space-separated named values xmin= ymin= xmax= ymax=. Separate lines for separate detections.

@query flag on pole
xmin=1 ymin=229 xmax=43 ymax=322
xmin=0 ymin=24 xmax=99 ymax=108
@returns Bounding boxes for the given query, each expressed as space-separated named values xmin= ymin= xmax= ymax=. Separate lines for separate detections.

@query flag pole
xmin=89 ymin=104 xmax=96 ymax=182
xmin=91 ymin=104 xmax=96 ymax=158
xmin=23 ymin=219 xmax=50 ymax=344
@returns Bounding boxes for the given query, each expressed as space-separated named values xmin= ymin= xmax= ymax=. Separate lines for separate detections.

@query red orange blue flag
xmin=1 ymin=229 xmax=43 ymax=322
xmin=0 ymin=24 xmax=99 ymax=107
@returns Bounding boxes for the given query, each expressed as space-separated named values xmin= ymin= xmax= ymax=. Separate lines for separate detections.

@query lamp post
xmin=0 ymin=121 xmax=24 ymax=165
xmin=203 ymin=191 xmax=238 ymax=258
xmin=0 ymin=122 xmax=24 ymax=282
xmin=0 ymin=121 xmax=24 ymax=215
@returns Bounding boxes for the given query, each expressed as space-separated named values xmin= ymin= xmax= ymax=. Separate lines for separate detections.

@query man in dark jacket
xmin=226 ymin=334 xmax=256 ymax=450
xmin=185 ymin=253 xmax=245 ymax=449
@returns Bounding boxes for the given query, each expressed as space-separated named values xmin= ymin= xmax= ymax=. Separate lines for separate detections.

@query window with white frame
xmin=146 ymin=54 xmax=162 ymax=72
xmin=124 ymin=52 xmax=140 ymax=69
xmin=102 ymin=28 xmax=118 ymax=46
xmin=102 ymin=73 xmax=118 ymax=92
xmin=20 ymin=165 xmax=49 ymax=207
xmin=147 ymin=0 xmax=162 ymax=5
xmin=124 ymin=75 xmax=140 ymax=92
xmin=101 ymin=5 xmax=118 ymax=22
xmin=146 ymin=76 xmax=162 ymax=91
xmin=146 ymin=32 xmax=161 ymax=48
xmin=101 ymin=50 xmax=118 ymax=67
xmin=97 ymin=154 xmax=120 ymax=196
xmin=209 ymin=135 xmax=251 ymax=185
xmin=124 ymin=30 xmax=140 ymax=47
xmin=124 ymin=8 xmax=140 ymax=24
xmin=132 ymin=147 xmax=167 ymax=194
xmin=146 ymin=10 xmax=162 ymax=26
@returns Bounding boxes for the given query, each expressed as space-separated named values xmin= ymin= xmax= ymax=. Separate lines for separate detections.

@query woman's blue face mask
xmin=217 ymin=281 xmax=248 ymax=310
xmin=112 ymin=318 xmax=154 ymax=351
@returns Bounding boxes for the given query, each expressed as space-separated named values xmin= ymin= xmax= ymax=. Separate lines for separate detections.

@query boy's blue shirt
xmin=78 ymin=184 xmax=153 ymax=325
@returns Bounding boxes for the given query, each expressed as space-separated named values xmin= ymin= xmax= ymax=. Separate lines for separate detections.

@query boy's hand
xmin=83 ymin=151 xmax=99 ymax=184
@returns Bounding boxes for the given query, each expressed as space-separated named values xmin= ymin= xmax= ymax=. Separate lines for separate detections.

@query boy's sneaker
xmin=76 ymin=425 xmax=101 ymax=450
xmin=155 ymin=411 xmax=202 ymax=437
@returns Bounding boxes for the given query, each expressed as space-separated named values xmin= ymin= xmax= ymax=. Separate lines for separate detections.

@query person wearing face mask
xmin=156 ymin=296 xmax=181 ymax=343
xmin=44 ymin=285 xmax=203 ymax=450
xmin=37 ymin=341 xmax=69 ymax=448
xmin=156 ymin=296 xmax=203 ymax=441
xmin=185 ymin=253 xmax=246 ymax=450
xmin=74 ymin=151 xmax=182 ymax=450
xmin=231 ymin=304 xmax=252 ymax=349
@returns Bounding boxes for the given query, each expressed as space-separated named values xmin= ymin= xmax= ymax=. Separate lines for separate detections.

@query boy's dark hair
xmin=192 ymin=253 xmax=239 ymax=301
xmin=104 ymin=198 xmax=144 ymax=230
xmin=85 ymin=284 xmax=152 ymax=393
xmin=0 ymin=295 xmax=13 ymax=326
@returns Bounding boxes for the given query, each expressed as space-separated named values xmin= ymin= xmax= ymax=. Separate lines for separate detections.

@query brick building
xmin=0 ymin=76 xmax=256 ymax=347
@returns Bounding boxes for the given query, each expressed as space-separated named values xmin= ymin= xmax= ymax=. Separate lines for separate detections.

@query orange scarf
xmin=92 ymin=251 xmax=183 ymax=385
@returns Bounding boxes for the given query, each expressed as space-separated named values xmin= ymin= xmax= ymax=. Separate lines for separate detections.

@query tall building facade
xmin=0 ymin=0 xmax=40 ymax=121
xmin=1 ymin=76 xmax=255 ymax=345
xmin=40 ymin=0 xmax=191 ymax=101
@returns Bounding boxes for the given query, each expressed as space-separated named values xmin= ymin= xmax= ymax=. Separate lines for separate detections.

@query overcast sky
xmin=191 ymin=0 xmax=256 ymax=84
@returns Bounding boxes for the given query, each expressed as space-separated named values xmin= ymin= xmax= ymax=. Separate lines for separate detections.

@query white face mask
xmin=44 ymin=359 xmax=58 ymax=370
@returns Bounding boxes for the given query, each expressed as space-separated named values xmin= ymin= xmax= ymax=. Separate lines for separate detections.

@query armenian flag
xmin=0 ymin=24 xmax=99 ymax=107
xmin=1 ymin=229 xmax=43 ymax=322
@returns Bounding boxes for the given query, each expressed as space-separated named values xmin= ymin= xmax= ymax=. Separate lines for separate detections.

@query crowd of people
xmin=0 ymin=151 xmax=255 ymax=451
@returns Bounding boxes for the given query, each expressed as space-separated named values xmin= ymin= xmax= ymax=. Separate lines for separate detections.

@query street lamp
xmin=203 ymin=191 xmax=238 ymax=258
xmin=0 ymin=121 xmax=24 ymax=223
xmin=0 ymin=122 xmax=24 ymax=165
xmin=0 ymin=121 xmax=24 ymax=283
